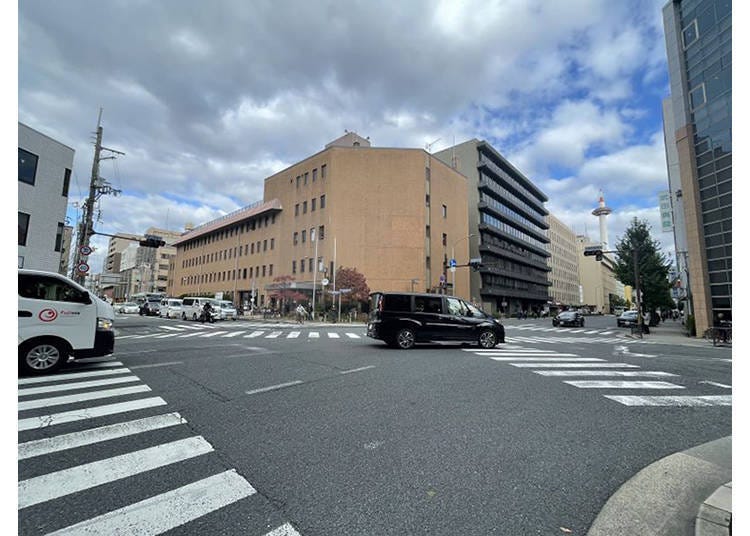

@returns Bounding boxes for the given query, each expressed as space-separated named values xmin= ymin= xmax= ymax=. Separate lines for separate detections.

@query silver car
xmin=218 ymin=300 xmax=238 ymax=321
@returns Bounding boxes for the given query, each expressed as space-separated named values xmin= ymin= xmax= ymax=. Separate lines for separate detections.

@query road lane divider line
xmin=18 ymin=436 xmax=214 ymax=510
xmin=339 ymin=365 xmax=376 ymax=375
xmin=246 ymin=381 xmax=303 ymax=395
xmin=18 ymin=385 xmax=152 ymax=411
xmin=18 ymin=412 xmax=186 ymax=460
xmin=18 ymin=397 xmax=168 ymax=432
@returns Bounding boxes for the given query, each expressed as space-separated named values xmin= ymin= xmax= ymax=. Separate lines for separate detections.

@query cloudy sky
xmin=19 ymin=0 xmax=678 ymax=273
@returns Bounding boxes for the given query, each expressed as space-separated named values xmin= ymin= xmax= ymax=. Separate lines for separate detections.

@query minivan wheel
xmin=396 ymin=328 xmax=416 ymax=349
xmin=478 ymin=330 xmax=497 ymax=349
xmin=19 ymin=338 xmax=68 ymax=375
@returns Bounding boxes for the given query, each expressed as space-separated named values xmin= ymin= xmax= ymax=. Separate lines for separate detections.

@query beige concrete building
xmin=576 ymin=235 xmax=619 ymax=314
xmin=547 ymin=214 xmax=580 ymax=307
xmin=168 ymin=134 xmax=470 ymax=310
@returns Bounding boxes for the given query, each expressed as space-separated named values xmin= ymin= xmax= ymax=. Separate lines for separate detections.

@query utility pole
xmin=72 ymin=108 xmax=124 ymax=284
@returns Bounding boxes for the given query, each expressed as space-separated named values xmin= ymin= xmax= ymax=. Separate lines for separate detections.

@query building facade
xmin=434 ymin=140 xmax=551 ymax=316
xmin=18 ymin=122 xmax=75 ymax=273
xmin=546 ymin=214 xmax=581 ymax=307
xmin=662 ymin=0 xmax=731 ymax=334
xmin=576 ymin=235 xmax=619 ymax=314
xmin=169 ymin=134 xmax=470 ymax=310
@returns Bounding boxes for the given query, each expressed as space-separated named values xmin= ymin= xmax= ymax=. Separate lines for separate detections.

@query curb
xmin=587 ymin=436 xmax=731 ymax=536
xmin=696 ymin=482 xmax=732 ymax=536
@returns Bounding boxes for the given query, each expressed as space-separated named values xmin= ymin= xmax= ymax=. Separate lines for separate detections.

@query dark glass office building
xmin=435 ymin=140 xmax=551 ymax=315
xmin=662 ymin=0 xmax=731 ymax=335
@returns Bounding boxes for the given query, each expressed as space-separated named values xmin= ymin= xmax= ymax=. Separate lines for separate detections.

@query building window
xmin=311 ymin=198 xmax=316 ymax=211
xmin=295 ymin=204 xmax=299 ymax=216
xmin=262 ymin=265 xmax=266 ymax=277
xmin=19 ymin=149 xmax=38 ymax=185
xmin=55 ymin=222 xmax=64 ymax=252
xmin=19 ymin=212 xmax=30 ymax=245
xmin=310 ymin=227 xmax=315 ymax=241
xmin=442 ymin=233 xmax=447 ymax=247
xmin=308 ymin=258 xmax=313 ymax=272
xmin=321 ymin=164 xmax=327 ymax=178
xmin=292 ymin=260 xmax=297 ymax=274
xmin=255 ymin=266 xmax=259 ymax=277
xmin=682 ymin=18 xmax=699 ymax=49
xmin=251 ymin=243 xmax=255 ymax=254
xmin=263 ymin=239 xmax=267 ymax=252
xmin=442 ymin=204 xmax=447 ymax=218
xmin=294 ymin=232 xmax=298 ymax=245
xmin=304 ymin=172 xmax=309 ymax=185
xmin=270 ymin=238 xmax=275 ymax=250
xmin=303 ymin=201 xmax=308 ymax=213
xmin=302 ymin=230 xmax=306 ymax=243
xmin=269 ymin=264 xmax=273 ymax=276
xmin=690 ymin=83 xmax=706 ymax=110
xmin=296 ymin=175 xmax=300 ymax=187
xmin=313 ymin=168 xmax=318 ymax=182
xmin=62 ymin=169 xmax=71 ymax=197
xmin=300 ymin=259 xmax=305 ymax=273
xmin=320 ymin=194 xmax=326 ymax=209
xmin=319 ymin=225 xmax=325 ymax=240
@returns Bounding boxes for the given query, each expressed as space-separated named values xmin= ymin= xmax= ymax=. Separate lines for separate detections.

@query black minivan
xmin=367 ymin=292 xmax=505 ymax=349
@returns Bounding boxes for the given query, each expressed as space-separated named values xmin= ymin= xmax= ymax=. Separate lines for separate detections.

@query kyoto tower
xmin=591 ymin=191 xmax=612 ymax=250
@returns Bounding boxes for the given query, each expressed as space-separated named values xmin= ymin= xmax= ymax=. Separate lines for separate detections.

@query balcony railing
xmin=477 ymin=158 xmax=547 ymax=213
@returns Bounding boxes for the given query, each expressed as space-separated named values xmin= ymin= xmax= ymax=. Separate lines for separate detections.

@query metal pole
xmin=312 ymin=231 xmax=318 ymax=320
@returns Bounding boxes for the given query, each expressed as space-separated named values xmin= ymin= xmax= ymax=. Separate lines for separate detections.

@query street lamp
xmin=452 ymin=234 xmax=476 ymax=298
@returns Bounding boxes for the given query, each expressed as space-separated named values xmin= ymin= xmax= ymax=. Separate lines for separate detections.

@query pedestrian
xmin=295 ymin=304 xmax=307 ymax=324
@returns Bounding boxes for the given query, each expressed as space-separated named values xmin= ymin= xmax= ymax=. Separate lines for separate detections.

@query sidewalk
xmin=587 ymin=436 xmax=731 ymax=536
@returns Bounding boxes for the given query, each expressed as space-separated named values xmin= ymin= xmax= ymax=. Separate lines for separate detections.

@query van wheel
xmin=396 ymin=328 xmax=415 ymax=349
xmin=478 ymin=330 xmax=497 ymax=349
xmin=19 ymin=338 xmax=68 ymax=375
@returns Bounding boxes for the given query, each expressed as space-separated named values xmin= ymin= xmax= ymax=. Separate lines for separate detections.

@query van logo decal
xmin=39 ymin=308 xmax=58 ymax=322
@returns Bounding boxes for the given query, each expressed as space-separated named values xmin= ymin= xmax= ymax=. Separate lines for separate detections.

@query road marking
xmin=600 ymin=331 xmax=614 ymax=335
xmin=339 ymin=365 xmax=376 ymax=374
xmin=534 ymin=370 xmax=678 ymax=377
xmin=511 ymin=363 xmax=640 ymax=368
xmin=491 ymin=357 xmax=604 ymax=362
xmin=130 ymin=362 xmax=184 ymax=369
xmin=18 ymin=397 xmax=168 ymax=432
xmin=584 ymin=330 xmax=599 ymax=334
xmin=345 ymin=333 xmax=361 ymax=338
xmin=266 ymin=331 xmax=283 ymax=338
xmin=69 ymin=360 xmax=124 ymax=369
xmin=569 ymin=329 xmax=585 ymax=333
xmin=564 ymin=380 xmax=684 ymax=389
xmin=287 ymin=331 xmax=301 ymax=338
xmin=18 ymin=368 xmax=131 ymax=386
xmin=246 ymin=381 xmax=303 ymax=395
xmin=176 ymin=332 xmax=203 ymax=338
xmin=263 ymin=522 xmax=304 ymax=536
xmin=45 ymin=470 xmax=257 ymax=536
xmin=482 ymin=353 xmax=582 ymax=357
xmin=19 ymin=375 xmax=141 ymax=396
xmin=200 ymin=331 xmax=229 ymax=338
xmin=18 ymin=384 xmax=152 ymax=411
xmin=222 ymin=331 xmax=243 ymax=338
xmin=327 ymin=333 xmax=340 ymax=338
xmin=244 ymin=331 xmax=265 ymax=338
xmin=699 ymin=381 xmax=732 ymax=389
xmin=604 ymin=395 xmax=732 ymax=406
xmin=309 ymin=332 xmax=320 ymax=338
xmin=18 ymin=413 xmax=186 ymax=460
xmin=154 ymin=333 xmax=179 ymax=338
xmin=18 ymin=436 xmax=214 ymax=509
xmin=157 ymin=326 xmax=184 ymax=331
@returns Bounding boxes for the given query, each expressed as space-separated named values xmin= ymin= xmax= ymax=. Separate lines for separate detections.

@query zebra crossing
xmin=117 ymin=322 xmax=365 ymax=342
xmin=465 ymin=346 xmax=732 ymax=408
xmin=18 ymin=361 xmax=302 ymax=536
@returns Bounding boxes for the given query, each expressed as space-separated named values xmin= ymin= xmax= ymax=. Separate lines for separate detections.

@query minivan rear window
xmin=384 ymin=294 xmax=410 ymax=312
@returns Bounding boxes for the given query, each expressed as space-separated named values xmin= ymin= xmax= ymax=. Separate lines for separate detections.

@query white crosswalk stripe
xmin=287 ymin=331 xmax=301 ymax=338
xmin=244 ymin=331 xmax=265 ymax=338
xmin=533 ymin=370 xmax=678 ymax=377
xmin=604 ymin=395 xmax=732 ymax=406
xmin=327 ymin=333 xmax=340 ymax=338
xmin=18 ymin=370 xmax=300 ymax=534
xmin=345 ymin=333 xmax=361 ymax=339
xmin=308 ymin=332 xmax=320 ymax=338
xmin=563 ymin=380 xmax=684 ymax=389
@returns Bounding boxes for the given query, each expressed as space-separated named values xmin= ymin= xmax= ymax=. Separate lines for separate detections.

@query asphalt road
xmin=18 ymin=314 xmax=732 ymax=535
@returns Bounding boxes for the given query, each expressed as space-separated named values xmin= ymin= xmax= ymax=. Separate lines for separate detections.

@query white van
xmin=18 ymin=269 xmax=115 ymax=375
xmin=180 ymin=297 xmax=215 ymax=320
xmin=159 ymin=298 xmax=183 ymax=318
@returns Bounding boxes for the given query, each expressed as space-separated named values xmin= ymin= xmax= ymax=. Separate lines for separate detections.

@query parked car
xmin=617 ymin=310 xmax=639 ymax=327
xmin=159 ymin=298 xmax=183 ymax=318
xmin=116 ymin=302 xmax=140 ymax=314
xmin=553 ymin=310 xmax=584 ymax=327
xmin=217 ymin=300 xmax=238 ymax=321
xmin=367 ymin=292 xmax=505 ymax=349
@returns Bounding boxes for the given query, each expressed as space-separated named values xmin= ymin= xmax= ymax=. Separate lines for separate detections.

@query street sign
xmin=79 ymin=245 xmax=92 ymax=256
xmin=439 ymin=274 xmax=446 ymax=282
xmin=339 ymin=288 xmax=352 ymax=293
xmin=449 ymin=259 xmax=457 ymax=268
xmin=321 ymin=278 xmax=329 ymax=286
xmin=77 ymin=263 xmax=90 ymax=274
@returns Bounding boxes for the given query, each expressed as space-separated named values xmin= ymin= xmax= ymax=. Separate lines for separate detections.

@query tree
xmin=334 ymin=266 xmax=370 ymax=306
xmin=269 ymin=275 xmax=306 ymax=313
xmin=612 ymin=218 xmax=673 ymax=321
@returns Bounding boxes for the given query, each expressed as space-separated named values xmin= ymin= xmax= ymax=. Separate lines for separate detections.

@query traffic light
xmin=139 ymin=235 xmax=166 ymax=248
xmin=583 ymin=246 xmax=603 ymax=261
xmin=468 ymin=258 xmax=483 ymax=271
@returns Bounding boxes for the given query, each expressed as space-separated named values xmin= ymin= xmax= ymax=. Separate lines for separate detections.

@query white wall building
xmin=18 ymin=122 xmax=75 ymax=272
